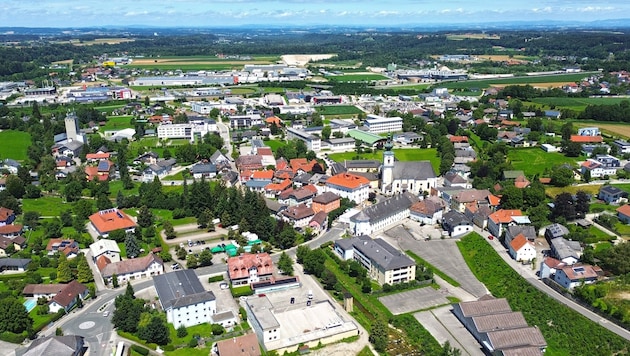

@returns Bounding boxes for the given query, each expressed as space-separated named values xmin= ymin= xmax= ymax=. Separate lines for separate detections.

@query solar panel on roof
xmin=97 ymin=160 xmax=109 ymax=170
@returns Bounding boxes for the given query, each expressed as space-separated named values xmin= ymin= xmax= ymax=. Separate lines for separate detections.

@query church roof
xmin=393 ymin=161 xmax=436 ymax=180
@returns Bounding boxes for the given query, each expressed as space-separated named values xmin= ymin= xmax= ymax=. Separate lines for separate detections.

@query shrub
xmin=176 ymin=325 xmax=188 ymax=338
xmin=162 ymin=345 xmax=175 ymax=351
xmin=230 ymin=285 xmax=254 ymax=298
xmin=188 ymin=338 xmax=198 ymax=348
xmin=0 ymin=331 xmax=26 ymax=344
xmin=211 ymin=324 xmax=225 ymax=336
xmin=208 ymin=275 xmax=224 ymax=283
xmin=131 ymin=345 xmax=150 ymax=356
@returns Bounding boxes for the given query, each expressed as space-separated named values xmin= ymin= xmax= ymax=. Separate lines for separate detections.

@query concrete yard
xmin=414 ymin=307 xmax=484 ymax=356
xmin=378 ymin=287 xmax=450 ymax=315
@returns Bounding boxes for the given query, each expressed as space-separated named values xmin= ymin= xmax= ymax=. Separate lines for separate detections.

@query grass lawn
xmin=93 ymin=104 xmax=126 ymax=113
xmin=593 ymin=241 xmax=614 ymax=253
xmin=587 ymin=226 xmax=615 ymax=242
xmin=508 ymin=148 xmax=579 ymax=177
xmin=264 ymin=139 xmax=287 ymax=152
xmin=316 ymin=105 xmax=363 ymax=116
xmin=545 ymin=184 xmax=601 ymax=199
xmin=328 ymin=74 xmax=388 ymax=81
xmin=228 ymin=87 xmax=258 ymax=95
xmin=100 ymin=115 xmax=134 ymax=131
xmin=328 ymin=148 xmax=440 ymax=173
xmin=109 ymin=180 xmax=140 ymax=197
xmin=22 ymin=196 xmax=70 ymax=217
xmin=163 ymin=171 xmax=185 ymax=180
xmin=615 ymin=223 xmax=630 ymax=236
xmin=164 ymin=347 xmax=211 ymax=356
xmin=0 ymin=130 xmax=31 ymax=161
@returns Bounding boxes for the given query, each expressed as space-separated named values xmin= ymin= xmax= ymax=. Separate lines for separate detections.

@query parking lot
xmin=378 ymin=287 xmax=450 ymax=315
xmin=383 ymin=222 xmax=488 ymax=298
xmin=414 ymin=306 xmax=484 ymax=356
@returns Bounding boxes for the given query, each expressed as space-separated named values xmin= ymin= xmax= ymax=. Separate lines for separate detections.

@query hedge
xmin=117 ymin=331 xmax=157 ymax=350
xmin=208 ymin=275 xmax=224 ymax=283
xmin=131 ymin=344 xmax=150 ymax=356
xmin=230 ymin=285 xmax=254 ymax=298
xmin=0 ymin=331 xmax=26 ymax=344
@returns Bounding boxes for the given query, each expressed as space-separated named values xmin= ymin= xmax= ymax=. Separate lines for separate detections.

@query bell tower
xmin=381 ymin=133 xmax=395 ymax=194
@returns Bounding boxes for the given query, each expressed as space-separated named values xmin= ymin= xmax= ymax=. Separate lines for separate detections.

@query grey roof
xmin=393 ymin=161 xmax=436 ymax=180
xmin=487 ymin=327 xmax=547 ymax=351
xmin=350 ymin=192 xmax=418 ymax=223
xmin=312 ymin=191 xmax=340 ymax=204
xmin=506 ymin=225 xmax=537 ymax=240
xmin=472 ymin=311 xmax=528 ymax=333
xmin=599 ymin=185 xmax=625 ymax=196
xmin=293 ymin=172 xmax=312 ymax=184
xmin=330 ymin=162 xmax=347 ymax=175
xmin=245 ymin=179 xmax=272 ymax=188
xmin=545 ymin=223 xmax=569 ymax=239
xmin=442 ymin=210 xmax=472 ymax=229
xmin=338 ymin=235 xmax=415 ymax=270
xmin=458 ymin=298 xmax=512 ymax=317
xmin=0 ymin=258 xmax=31 ymax=268
xmin=264 ymin=198 xmax=287 ymax=214
xmin=191 ymin=162 xmax=217 ymax=174
xmin=444 ymin=171 xmax=468 ymax=184
xmin=210 ymin=150 xmax=229 ymax=163
xmin=344 ymin=160 xmax=381 ymax=170
xmin=16 ymin=335 xmax=84 ymax=356
xmin=551 ymin=237 xmax=582 ymax=260
xmin=153 ymin=269 xmax=215 ymax=309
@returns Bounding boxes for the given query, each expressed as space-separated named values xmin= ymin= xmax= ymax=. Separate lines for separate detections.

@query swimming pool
xmin=23 ymin=299 xmax=37 ymax=312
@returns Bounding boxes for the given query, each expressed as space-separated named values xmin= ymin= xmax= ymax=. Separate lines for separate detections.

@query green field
xmin=100 ymin=116 xmax=134 ymax=131
xmin=328 ymin=74 xmax=389 ymax=81
xmin=93 ymin=104 xmax=126 ymax=113
xmin=0 ymin=130 xmax=31 ymax=161
xmin=530 ymin=97 xmax=630 ymax=111
xmin=508 ymin=147 xmax=579 ymax=176
xmin=22 ymin=196 xmax=70 ymax=217
xmin=328 ymin=148 xmax=440 ymax=173
xmin=316 ymin=105 xmax=363 ymax=115
xmin=438 ymin=72 xmax=597 ymax=90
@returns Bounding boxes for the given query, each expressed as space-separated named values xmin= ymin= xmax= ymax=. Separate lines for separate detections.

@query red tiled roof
xmin=489 ymin=209 xmax=523 ymax=224
xmin=570 ymin=135 xmax=603 ymax=143
xmin=326 ymin=173 xmax=370 ymax=190
xmin=51 ymin=280 xmax=87 ymax=308
xmin=216 ymin=333 xmax=260 ymax=356
xmin=282 ymin=204 xmax=315 ymax=220
xmin=96 ymin=255 xmax=111 ymax=271
xmin=265 ymin=116 xmax=282 ymax=126
xmin=86 ymin=153 xmax=110 ymax=160
xmin=89 ymin=209 xmax=137 ymax=234
xmin=0 ymin=207 xmax=14 ymax=222
xmin=0 ymin=224 xmax=22 ymax=235
xmin=100 ymin=253 xmax=162 ymax=278
xmin=227 ymin=253 xmax=274 ymax=281
xmin=256 ymin=147 xmax=273 ymax=156
xmin=265 ymin=179 xmax=292 ymax=193
xmin=617 ymin=204 xmax=630 ymax=217
xmin=514 ymin=175 xmax=531 ymax=189
xmin=509 ymin=234 xmax=530 ymax=251
xmin=251 ymin=170 xmax=274 ymax=180
xmin=449 ymin=136 xmax=469 ymax=143
xmin=539 ymin=177 xmax=552 ymax=184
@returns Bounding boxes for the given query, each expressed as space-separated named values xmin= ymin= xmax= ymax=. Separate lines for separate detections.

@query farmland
xmin=573 ymin=122 xmax=630 ymax=139
xmin=531 ymin=97 xmax=630 ymax=111
xmin=328 ymin=148 xmax=440 ymax=173
xmin=437 ymin=72 xmax=596 ymax=91
xmin=126 ymin=55 xmax=278 ymax=71
xmin=327 ymin=73 xmax=389 ymax=81
xmin=507 ymin=148 xmax=580 ymax=176
xmin=0 ymin=130 xmax=31 ymax=161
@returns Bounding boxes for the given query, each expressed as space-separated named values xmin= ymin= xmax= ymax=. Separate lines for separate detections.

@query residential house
xmin=133 ymin=151 xmax=159 ymax=166
xmin=264 ymin=179 xmax=292 ymax=198
xmin=0 ymin=207 xmax=16 ymax=226
xmin=215 ymin=333 xmax=261 ymax=356
xmin=581 ymin=159 xmax=617 ymax=178
xmin=450 ymin=189 xmax=500 ymax=213
xmin=281 ymin=204 xmax=315 ymax=228
xmin=89 ymin=208 xmax=137 ymax=238
xmin=488 ymin=209 xmax=529 ymax=238
xmin=343 ymin=160 xmax=381 ymax=173
xmin=236 ymin=155 xmax=263 ymax=172
xmin=349 ymin=192 xmax=418 ymax=236
xmin=46 ymin=239 xmax=79 ymax=259
xmin=409 ymin=197 xmax=446 ymax=225
xmin=97 ymin=252 xmax=164 ymax=285
xmin=85 ymin=159 xmax=114 ymax=182
xmin=49 ymin=280 xmax=89 ymax=313
xmin=142 ymin=158 xmax=177 ymax=182
xmin=614 ymin=139 xmax=630 ymax=154
xmin=443 ymin=172 xmax=471 ymax=189
xmin=51 ymin=141 xmax=83 ymax=158
xmin=334 ymin=235 xmax=416 ymax=285
xmin=508 ymin=234 xmax=537 ymax=262
xmin=1 ymin=159 xmax=20 ymax=174
xmin=311 ymin=192 xmax=341 ymax=214
xmin=539 ymin=256 xmax=566 ymax=279
xmin=278 ymin=186 xmax=316 ymax=207
xmin=441 ymin=210 xmax=473 ymax=237
xmin=191 ymin=162 xmax=218 ymax=179
xmin=544 ymin=223 xmax=570 ymax=241
xmin=15 ymin=335 xmax=86 ymax=356
xmin=570 ymin=135 xmax=603 ymax=144
xmin=553 ymin=264 xmax=602 ymax=290
xmin=325 ymin=173 xmax=370 ymax=205
xmin=209 ymin=150 xmax=231 ymax=170
xmin=89 ymin=239 xmax=121 ymax=263
xmin=617 ymin=204 xmax=630 ymax=224
xmin=153 ymin=269 xmax=218 ymax=328
xmin=595 ymin=154 xmax=621 ymax=168
xmin=550 ymin=237 xmax=582 ymax=265
xmin=505 ymin=225 xmax=537 ymax=245
xmin=598 ymin=185 xmax=627 ymax=204
xmin=227 ymin=253 xmax=274 ymax=286
xmin=22 ymin=284 xmax=66 ymax=300
xmin=0 ymin=223 xmax=23 ymax=237
xmin=0 ymin=235 xmax=25 ymax=257
xmin=0 ymin=258 xmax=30 ymax=272
xmin=309 ymin=211 xmax=328 ymax=233
xmin=577 ymin=127 xmax=601 ymax=136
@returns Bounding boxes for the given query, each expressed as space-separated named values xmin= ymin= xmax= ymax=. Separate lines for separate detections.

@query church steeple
xmin=384 ymin=132 xmax=393 ymax=152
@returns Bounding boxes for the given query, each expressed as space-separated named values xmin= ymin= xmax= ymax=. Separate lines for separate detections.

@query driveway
xmin=414 ymin=307 xmax=484 ymax=356
xmin=378 ymin=287 xmax=450 ymax=315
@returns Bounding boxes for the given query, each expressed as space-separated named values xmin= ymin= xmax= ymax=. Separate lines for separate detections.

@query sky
xmin=0 ymin=0 xmax=628 ymax=28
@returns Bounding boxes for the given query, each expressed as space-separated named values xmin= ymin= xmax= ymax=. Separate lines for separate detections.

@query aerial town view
xmin=3 ymin=1 xmax=630 ymax=356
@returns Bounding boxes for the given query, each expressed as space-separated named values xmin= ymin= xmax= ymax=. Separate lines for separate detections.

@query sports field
xmin=508 ymin=148 xmax=580 ymax=176
xmin=0 ymin=130 xmax=31 ymax=161
xmin=316 ymin=105 xmax=363 ymax=115
xmin=328 ymin=148 xmax=440 ymax=173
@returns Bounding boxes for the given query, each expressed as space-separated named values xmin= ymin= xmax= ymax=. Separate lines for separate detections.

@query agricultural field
xmin=70 ymin=38 xmax=136 ymax=46
xmin=93 ymin=103 xmax=127 ymax=114
xmin=328 ymin=148 xmax=440 ymax=173
xmin=316 ymin=105 xmax=363 ymax=116
xmin=531 ymin=97 xmax=630 ymax=111
xmin=574 ymin=122 xmax=630 ymax=139
xmin=438 ymin=72 xmax=596 ymax=91
xmin=327 ymin=73 xmax=389 ymax=82
xmin=100 ymin=116 xmax=134 ymax=131
xmin=0 ymin=130 xmax=31 ymax=161
xmin=446 ymin=33 xmax=501 ymax=40
xmin=126 ymin=55 xmax=277 ymax=71
xmin=507 ymin=148 xmax=580 ymax=176
xmin=545 ymin=184 xmax=602 ymax=199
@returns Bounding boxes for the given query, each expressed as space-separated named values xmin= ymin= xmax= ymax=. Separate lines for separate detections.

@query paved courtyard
xmin=378 ymin=287 xmax=450 ymax=315
xmin=414 ymin=306 xmax=484 ymax=356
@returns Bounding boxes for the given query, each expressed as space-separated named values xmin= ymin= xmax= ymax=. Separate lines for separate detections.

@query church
xmin=381 ymin=136 xmax=437 ymax=196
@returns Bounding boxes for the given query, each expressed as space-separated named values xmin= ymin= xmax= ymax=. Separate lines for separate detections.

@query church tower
xmin=381 ymin=133 xmax=395 ymax=194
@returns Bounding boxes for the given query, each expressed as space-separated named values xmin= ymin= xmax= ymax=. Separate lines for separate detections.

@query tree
xmin=60 ymin=210 xmax=73 ymax=227
xmin=112 ymin=274 xmax=119 ymax=288
xmin=211 ymin=323 xmax=225 ymax=336
xmin=64 ymin=181 xmax=83 ymax=202
xmin=369 ymin=318 xmax=388 ymax=352
xmin=561 ymin=122 xmax=574 ymax=141
xmin=137 ymin=206 xmax=154 ymax=228
xmin=277 ymin=252 xmax=294 ymax=276
xmin=575 ymin=190 xmax=591 ymax=218
xmin=276 ymin=225 xmax=297 ymax=249
xmin=302 ymin=249 xmax=326 ymax=277
xmin=498 ymin=185 xmax=523 ymax=209
xmin=57 ymin=254 xmax=73 ymax=283
xmin=5 ymin=175 xmax=25 ymax=199
xmin=44 ymin=218 xmax=63 ymax=239
xmin=296 ymin=245 xmax=310 ymax=264
xmin=321 ymin=125 xmax=332 ymax=140
xmin=96 ymin=194 xmax=113 ymax=211
xmin=25 ymin=184 xmax=41 ymax=199
xmin=176 ymin=325 xmax=188 ymax=338
xmin=563 ymin=141 xmax=583 ymax=157
xmin=125 ymin=282 xmax=136 ymax=299
xmin=0 ymin=297 xmax=33 ymax=334
xmin=196 ymin=208 xmax=211 ymax=228
xmin=553 ymin=192 xmax=576 ymax=221
xmin=112 ymin=294 xmax=142 ymax=332
xmin=321 ymin=270 xmax=338 ymax=290
xmin=550 ymin=166 xmax=574 ymax=187
xmin=139 ymin=315 xmax=170 ymax=345
xmin=77 ymin=254 xmax=94 ymax=283
xmin=125 ymin=235 xmax=141 ymax=258
xmin=198 ymin=249 xmax=213 ymax=267
xmin=23 ymin=211 xmax=40 ymax=230
xmin=109 ymin=229 xmax=127 ymax=243
xmin=163 ymin=220 xmax=176 ymax=240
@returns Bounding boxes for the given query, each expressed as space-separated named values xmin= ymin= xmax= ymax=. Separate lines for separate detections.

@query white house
xmin=97 ymin=253 xmax=164 ymax=285
xmin=349 ymin=192 xmax=417 ymax=236
xmin=89 ymin=239 xmax=121 ymax=263
xmin=553 ymin=265 xmax=601 ymax=290
xmin=508 ymin=234 xmax=537 ymax=262
xmin=325 ymin=173 xmax=370 ymax=205
xmin=153 ymin=270 xmax=217 ymax=328
xmin=364 ymin=114 xmax=403 ymax=134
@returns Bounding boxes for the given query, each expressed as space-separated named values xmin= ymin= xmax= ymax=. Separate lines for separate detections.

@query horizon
xmin=1 ymin=0 xmax=630 ymax=28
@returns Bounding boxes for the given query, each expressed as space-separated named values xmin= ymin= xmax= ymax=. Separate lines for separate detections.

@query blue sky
xmin=0 ymin=0 xmax=628 ymax=27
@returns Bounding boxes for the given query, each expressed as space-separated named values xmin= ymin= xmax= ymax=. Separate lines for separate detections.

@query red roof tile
xmin=89 ymin=209 xmax=137 ymax=234
xmin=326 ymin=173 xmax=370 ymax=190
xmin=0 ymin=207 xmax=14 ymax=222
xmin=227 ymin=253 xmax=274 ymax=281
xmin=489 ymin=209 xmax=523 ymax=224
xmin=509 ymin=234 xmax=530 ymax=251
xmin=570 ymin=135 xmax=603 ymax=143
xmin=617 ymin=204 xmax=630 ymax=217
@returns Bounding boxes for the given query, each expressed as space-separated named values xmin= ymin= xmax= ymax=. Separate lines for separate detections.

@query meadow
xmin=328 ymin=148 xmax=440 ymax=173
xmin=531 ymin=97 xmax=630 ymax=111
xmin=0 ymin=130 xmax=31 ymax=161
xmin=22 ymin=196 xmax=69 ymax=217
xmin=316 ymin=105 xmax=363 ymax=115
xmin=327 ymin=73 xmax=389 ymax=81
xmin=573 ymin=122 xmax=630 ymax=139
xmin=101 ymin=116 xmax=134 ymax=131
xmin=126 ymin=55 xmax=278 ymax=71
xmin=507 ymin=148 xmax=580 ymax=176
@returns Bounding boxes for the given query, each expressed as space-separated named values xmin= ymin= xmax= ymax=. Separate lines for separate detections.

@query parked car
xmin=487 ymin=235 xmax=494 ymax=240
xmin=103 ymin=311 xmax=109 ymax=317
